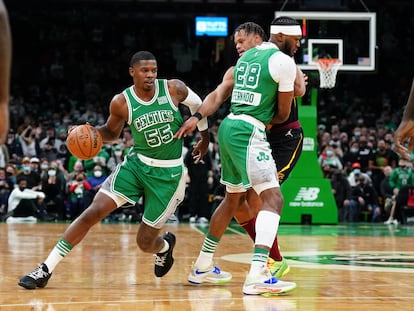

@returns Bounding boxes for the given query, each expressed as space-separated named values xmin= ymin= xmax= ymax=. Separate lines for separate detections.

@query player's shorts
xmin=100 ymin=152 xmax=185 ymax=229
xmin=268 ymin=127 xmax=303 ymax=184
xmin=217 ymin=113 xmax=279 ymax=194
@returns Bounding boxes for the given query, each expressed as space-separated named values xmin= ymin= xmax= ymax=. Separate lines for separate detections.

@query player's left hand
xmin=191 ymin=137 xmax=209 ymax=164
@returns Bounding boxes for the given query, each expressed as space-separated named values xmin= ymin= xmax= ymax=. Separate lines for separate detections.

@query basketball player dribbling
xmin=18 ymin=51 xmax=210 ymax=289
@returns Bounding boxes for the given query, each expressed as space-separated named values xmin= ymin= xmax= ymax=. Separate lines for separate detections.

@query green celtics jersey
xmin=123 ymin=79 xmax=183 ymax=160
xmin=230 ymin=43 xmax=281 ymax=124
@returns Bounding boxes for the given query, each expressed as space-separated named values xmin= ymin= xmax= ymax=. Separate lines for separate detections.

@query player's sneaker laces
xmin=267 ymin=257 xmax=290 ymax=278
xmin=154 ymin=232 xmax=176 ymax=277
xmin=188 ymin=264 xmax=232 ymax=284
xmin=18 ymin=263 xmax=52 ymax=290
xmin=243 ymin=268 xmax=296 ymax=295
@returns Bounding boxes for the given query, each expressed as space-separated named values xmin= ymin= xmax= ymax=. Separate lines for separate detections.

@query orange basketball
xmin=66 ymin=124 xmax=103 ymax=160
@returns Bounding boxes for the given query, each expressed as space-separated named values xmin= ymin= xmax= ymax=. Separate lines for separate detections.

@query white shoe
xmin=197 ymin=217 xmax=209 ymax=224
xmin=392 ymin=219 xmax=399 ymax=225
xmin=6 ymin=216 xmax=37 ymax=224
xmin=384 ymin=218 xmax=394 ymax=225
xmin=243 ymin=268 xmax=296 ymax=295
xmin=167 ymin=213 xmax=179 ymax=224
xmin=188 ymin=264 xmax=232 ymax=285
xmin=189 ymin=216 xmax=197 ymax=223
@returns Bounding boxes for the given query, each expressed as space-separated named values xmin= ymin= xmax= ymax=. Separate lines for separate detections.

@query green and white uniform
xmin=100 ymin=79 xmax=186 ymax=228
xmin=218 ymin=42 xmax=296 ymax=194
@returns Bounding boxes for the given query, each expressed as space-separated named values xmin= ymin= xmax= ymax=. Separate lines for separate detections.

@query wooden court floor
xmin=1 ymin=221 xmax=414 ymax=311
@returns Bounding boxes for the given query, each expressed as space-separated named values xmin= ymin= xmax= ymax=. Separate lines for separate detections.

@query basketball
xmin=66 ymin=124 xmax=103 ymax=160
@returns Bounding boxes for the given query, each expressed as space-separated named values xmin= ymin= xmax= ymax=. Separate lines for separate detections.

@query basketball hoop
xmin=315 ymin=58 xmax=341 ymax=89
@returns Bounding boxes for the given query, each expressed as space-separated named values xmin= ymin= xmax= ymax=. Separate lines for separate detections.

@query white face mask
xmin=48 ymin=170 xmax=56 ymax=177
xmin=114 ymin=150 xmax=122 ymax=157
xmin=94 ymin=171 xmax=102 ymax=178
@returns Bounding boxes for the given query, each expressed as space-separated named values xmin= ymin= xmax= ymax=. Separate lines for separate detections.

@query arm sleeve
xmin=181 ymin=87 xmax=208 ymax=131
xmin=268 ymin=53 xmax=296 ymax=92
xmin=16 ymin=189 xmax=45 ymax=200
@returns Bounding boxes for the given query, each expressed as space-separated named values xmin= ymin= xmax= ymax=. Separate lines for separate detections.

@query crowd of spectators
xmin=2 ymin=1 xmax=413 ymax=223
xmin=319 ymin=120 xmax=414 ymax=224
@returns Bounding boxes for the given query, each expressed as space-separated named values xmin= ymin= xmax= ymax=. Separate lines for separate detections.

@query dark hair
xmin=271 ymin=16 xmax=300 ymax=26
xmin=233 ymin=22 xmax=267 ymax=41
xmin=16 ymin=175 xmax=27 ymax=184
xmin=130 ymin=51 xmax=156 ymax=67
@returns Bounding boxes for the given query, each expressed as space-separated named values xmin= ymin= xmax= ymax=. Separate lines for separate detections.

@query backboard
xmin=274 ymin=11 xmax=377 ymax=71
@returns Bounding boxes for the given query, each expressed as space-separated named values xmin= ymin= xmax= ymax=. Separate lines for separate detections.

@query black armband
xmin=192 ymin=112 xmax=203 ymax=121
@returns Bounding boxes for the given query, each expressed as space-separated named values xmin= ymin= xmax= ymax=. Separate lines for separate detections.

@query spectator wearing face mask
xmin=330 ymin=169 xmax=353 ymax=222
xmin=319 ymin=145 xmax=343 ymax=178
xmin=29 ymin=157 xmax=40 ymax=174
xmin=107 ymin=144 xmax=124 ymax=172
xmin=86 ymin=165 xmax=107 ymax=192
xmin=5 ymin=163 xmax=16 ymax=186
xmin=342 ymin=141 xmax=360 ymax=167
xmin=16 ymin=157 xmax=41 ymax=190
xmin=41 ymin=161 xmax=66 ymax=220
xmin=355 ymin=135 xmax=373 ymax=172
xmin=85 ymin=165 xmax=107 ymax=207
xmin=39 ymin=159 xmax=50 ymax=179
xmin=68 ymin=172 xmax=92 ymax=220
xmin=347 ymin=162 xmax=372 ymax=187
xmin=83 ymin=148 xmax=110 ymax=178
xmin=354 ymin=174 xmax=381 ymax=222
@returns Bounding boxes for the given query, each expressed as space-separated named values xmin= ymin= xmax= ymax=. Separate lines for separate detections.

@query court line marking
xmin=2 ymin=295 xmax=414 ymax=308
xmin=221 ymin=251 xmax=414 ymax=273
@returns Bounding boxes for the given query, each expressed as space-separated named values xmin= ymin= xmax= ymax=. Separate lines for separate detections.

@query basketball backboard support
xmin=274 ymin=11 xmax=377 ymax=71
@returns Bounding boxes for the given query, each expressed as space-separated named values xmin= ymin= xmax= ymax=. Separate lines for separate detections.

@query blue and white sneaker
xmin=243 ymin=268 xmax=296 ymax=295
xmin=188 ymin=264 xmax=232 ymax=284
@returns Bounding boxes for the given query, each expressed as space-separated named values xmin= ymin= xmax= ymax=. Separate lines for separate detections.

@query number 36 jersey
xmin=123 ymin=79 xmax=183 ymax=160
xmin=230 ymin=42 xmax=296 ymax=125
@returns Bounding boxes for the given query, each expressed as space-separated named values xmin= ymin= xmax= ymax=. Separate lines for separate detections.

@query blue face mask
xmin=326 ymin=150 xmax=334 ymax=157
xmin=23 ymin=165 xmax=31 ymax=172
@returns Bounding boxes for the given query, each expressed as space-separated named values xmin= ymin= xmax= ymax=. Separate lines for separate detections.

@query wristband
xmin=192 ymin=112 xmax=203 ymax=121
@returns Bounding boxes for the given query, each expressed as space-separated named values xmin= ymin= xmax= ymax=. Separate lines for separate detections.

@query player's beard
xmin=281 ymin=41 xmax=295 ymax=57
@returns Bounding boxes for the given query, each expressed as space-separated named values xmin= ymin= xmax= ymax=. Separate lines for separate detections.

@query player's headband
xmin=270 ymin=25 xmax=302 ymax=36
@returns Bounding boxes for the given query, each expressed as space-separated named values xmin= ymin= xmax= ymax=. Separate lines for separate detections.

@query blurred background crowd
xmin=1 ymin=0 xmax=413 ymax=224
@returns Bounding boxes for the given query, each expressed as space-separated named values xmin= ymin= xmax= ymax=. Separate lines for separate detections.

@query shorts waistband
xmin=270 ymin=120 xmax=301 ymax=132
xmin=137 ymin=153 xmax=183 ymax=167
xmin=228 ymin=113 xmax=266 ymax=131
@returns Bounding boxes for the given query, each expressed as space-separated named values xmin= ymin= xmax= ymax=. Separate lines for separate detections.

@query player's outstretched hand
xmin=174 ymin=117 xmax=198 ymax=139
xmin=394 ymin=119 xmax=414 ymax=160
xmin=191 ymin=137 xmax=209 ymax=164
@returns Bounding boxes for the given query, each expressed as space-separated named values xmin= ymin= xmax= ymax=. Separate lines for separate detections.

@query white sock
xmin=44 ymin=238 xmax=73 ymax=272
xmin=247 ymin=211 xmax=280 ymax=277
xmin=255 ymin=210 xmax=280 ymax=247
xmin=194 ymin=251 xmax=214 ymax=270
xmin=44 ymin=247 xmax=64 ymax=273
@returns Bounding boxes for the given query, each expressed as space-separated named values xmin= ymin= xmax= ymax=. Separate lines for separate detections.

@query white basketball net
xmin=315 ymin=58 xmax=341 ymax=89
